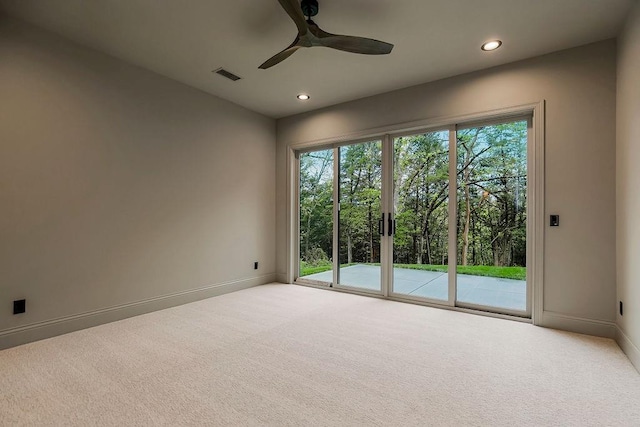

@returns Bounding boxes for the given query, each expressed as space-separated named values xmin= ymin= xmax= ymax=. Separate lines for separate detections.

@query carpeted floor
xmin=1 ymin=283 xmax=639 ymax=426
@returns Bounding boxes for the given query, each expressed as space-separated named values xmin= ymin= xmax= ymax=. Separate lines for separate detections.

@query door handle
xmin=378 ymin=214 xmax=385 ymax=236
xmin=388 ymin=213 xmax=393 ymax=236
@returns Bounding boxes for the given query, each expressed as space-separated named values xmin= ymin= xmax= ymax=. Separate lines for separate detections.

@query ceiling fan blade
xmin=319 ymin=34 xmax=394 ymax=55
xmin=310 ymin=24 xmax=393 ymax=55
xmin=259 ymin=38 xmax=303 ymax=69
xmin=277 ymin=0 xmax=309 ymax=35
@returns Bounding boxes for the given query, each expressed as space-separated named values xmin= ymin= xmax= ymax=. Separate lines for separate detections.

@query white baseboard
xmin=616 ymin=326 xmax=640 ymax=373
xmin=0 ymin=274 xmax=276 ymax=351
xmin=276 ymin=273 xmax=289 ymax=283
xmin=540 ymin=311 xmax=617 ymax=338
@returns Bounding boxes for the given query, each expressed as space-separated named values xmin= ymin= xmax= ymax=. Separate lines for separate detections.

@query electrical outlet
xmin=550 ymin=215 xmax=560 ymax=226
xmin=620 ymin=301 xmax=624 ymax=316
xmin=254 ymin=261 xmax=259 ymax=270
xmin=13 ymin=299 xmax=26 ymax=315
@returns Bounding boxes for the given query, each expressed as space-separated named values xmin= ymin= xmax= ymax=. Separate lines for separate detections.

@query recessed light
xmin=481 ymin=40 xmax=502 ymax=51
xmin=297 ymin=94 xmax=310 ymax=100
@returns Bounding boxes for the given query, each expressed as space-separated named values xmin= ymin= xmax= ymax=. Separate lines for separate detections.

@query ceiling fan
xmin=259 ymin=0 xmax=394 ymax=69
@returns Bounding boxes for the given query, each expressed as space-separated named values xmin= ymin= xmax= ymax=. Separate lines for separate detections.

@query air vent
xmin=213 ymin=68 xmax=242 ymax=81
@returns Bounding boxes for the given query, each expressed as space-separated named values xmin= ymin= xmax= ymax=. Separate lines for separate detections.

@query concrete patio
xmin=302 ymin=264 xmax=526 ymax=312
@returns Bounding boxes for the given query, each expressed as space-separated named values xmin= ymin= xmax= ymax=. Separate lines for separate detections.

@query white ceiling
xmin=0 ymin=0 xmax=634 ymax=118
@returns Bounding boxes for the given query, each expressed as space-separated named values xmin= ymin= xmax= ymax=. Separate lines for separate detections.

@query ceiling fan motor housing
xmin=301 ymin=0 xmax=319 ymax=18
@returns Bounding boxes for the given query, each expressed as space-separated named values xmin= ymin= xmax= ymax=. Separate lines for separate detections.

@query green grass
xmin=301 ymin=261 xmax=525 ymax=280
xmin=300 ymin=262 xmax=355 ymax=277
xmin=391 ymin=264 xmax=526 ymax=280
xmin=300 ymin=264 xmax=333 ymax=276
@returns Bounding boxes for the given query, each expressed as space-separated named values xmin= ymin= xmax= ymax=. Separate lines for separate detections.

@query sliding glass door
xmin=298 ymin=149 xmax=334 ymax=285
xmin=455 ymin=121 xmax=528 ymax=314
xmin=391 ymin=130 xmax=450 ymax=303
xmin=297 ymin=141 xmax=383 ymax=294
xmin=295 ymin=117 xmax=531 ymax=317
xmin=336 ymin=141 xmax=382 ymax=292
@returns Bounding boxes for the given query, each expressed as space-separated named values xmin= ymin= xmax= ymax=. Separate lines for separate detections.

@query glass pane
xmin=456 ymin=121 xmax=528 ymax=312
xmin=337 ymin=141 xmax=382 ymax=291
xmin=298 ymin=149 xmax=334 ymax=284
xmin=392 ymin=131 xmax=449 ymax=301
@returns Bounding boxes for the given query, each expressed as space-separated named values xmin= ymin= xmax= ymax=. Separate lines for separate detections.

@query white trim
xmin=381 ymin=134 xmax=393 ymax=297
xmin=0 ymin=274 xmax=275 ymax=350
xmin=334 ymin=283 xmax=384 ymax=296
xmin=525 ymin=116 xmax=534 ymax=318
xmin=295 ymin=277 xmax=332 ymax=288
xmin=295 ymin=280 xmax=532 ymax=324
xmin=286 ymin=102 xmax=545 ymax=323
xmin=540 ymin=311 xmax=616 ymax=338
xmin=292 ymin=149 xmax=300 ymax=283
xmin=456 ymin=302 xmax=529 ymax=318
xmin=448 ymin=125 xmax=457 ymax=307
xmin=286 ymin=146 xmax=297 ymax=284
xmin=332 ymin=147 xmax=340 ymax=287
xmin=531 ymin=101 xmax=546 ymax=325
xmin=285 ymin=103 xmax=543 ymax=150
xmin=388 ymin=290 xmax=451 ymax=307
xmin=616 ymin=326 xmax=640 ymax=373
xmin=394 ymin=295 xmax=533 ymax=324
xmin=296 ymin=279 xmax=384 ymax=299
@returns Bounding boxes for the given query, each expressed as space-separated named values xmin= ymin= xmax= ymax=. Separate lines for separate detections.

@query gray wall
xmin=0 ymin=19 xmax=276 ymax=345
xmin=276 ymin=41 xmax=617 ymax=333
xmin=617 ymin=1 xmax=640 ymax=368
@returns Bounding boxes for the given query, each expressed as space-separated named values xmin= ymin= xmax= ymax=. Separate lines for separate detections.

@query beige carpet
xmin=1 ymin=283 xmax=639 ymax=426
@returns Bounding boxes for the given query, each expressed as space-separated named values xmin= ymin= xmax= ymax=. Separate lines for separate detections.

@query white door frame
xmin=287 ymin=101 xmax=545 ymax=325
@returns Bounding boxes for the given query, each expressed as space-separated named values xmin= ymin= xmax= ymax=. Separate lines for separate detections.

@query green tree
xmin=339 ymin=141 xmax=382 ymax=264
xmin=456 ymin=121 xmax=527 ymax=267
xmin=299 ymin=150 xmax=333 ymax=267
xmin=394 ymin=131 xmax=449 ymax=265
